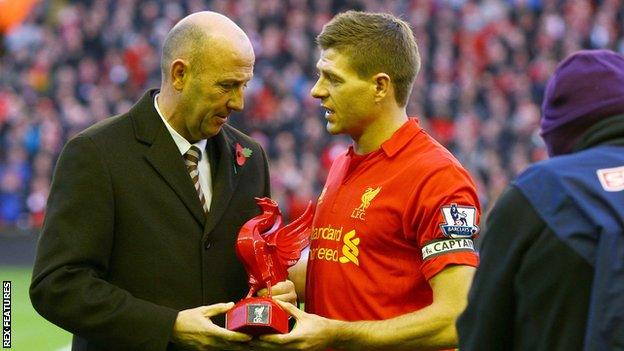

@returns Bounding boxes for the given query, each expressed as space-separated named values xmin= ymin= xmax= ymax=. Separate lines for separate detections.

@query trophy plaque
xmin=226 ymin=197 xmax=313 ymax=335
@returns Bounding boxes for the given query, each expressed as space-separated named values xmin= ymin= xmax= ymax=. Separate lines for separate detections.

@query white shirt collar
xmin=154 ymin=93 xmax=207 ymax=156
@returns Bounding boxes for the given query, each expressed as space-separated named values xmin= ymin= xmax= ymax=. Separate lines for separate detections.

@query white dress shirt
xmin=154 ymin=93 xmax=212 ymax=211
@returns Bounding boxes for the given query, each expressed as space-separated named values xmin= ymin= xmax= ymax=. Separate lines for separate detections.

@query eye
xmin=327 ymin=74 xmax=341 ymax=85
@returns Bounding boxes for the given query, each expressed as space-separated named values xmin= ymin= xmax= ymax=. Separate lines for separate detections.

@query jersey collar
xmin=380 ymin=117 xmax=422 ymax=157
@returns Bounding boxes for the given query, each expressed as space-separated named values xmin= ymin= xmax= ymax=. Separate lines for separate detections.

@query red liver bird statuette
xmin=226 ymin=197 xmax=313 ymax=335
xmin=235 ymin=197 xmax=313 ymax=297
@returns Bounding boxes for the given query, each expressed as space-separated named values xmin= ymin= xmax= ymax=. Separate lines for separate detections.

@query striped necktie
xmin=184 ymin=146 xmax=209 ymax=215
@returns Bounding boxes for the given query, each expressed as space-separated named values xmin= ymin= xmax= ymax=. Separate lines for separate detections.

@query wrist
xmin=328 ymin=318 xmax=353 ymax=349
xmin=170 ymin=311 xmax=184 ymax=344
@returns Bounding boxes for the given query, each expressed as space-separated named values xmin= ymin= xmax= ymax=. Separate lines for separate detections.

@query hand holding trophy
xmin=226 ymin=197 xmax=313 ymax=335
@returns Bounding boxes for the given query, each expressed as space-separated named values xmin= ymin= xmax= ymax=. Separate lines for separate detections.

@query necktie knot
xmin=184 ymin=145 xmax=202 ymax=165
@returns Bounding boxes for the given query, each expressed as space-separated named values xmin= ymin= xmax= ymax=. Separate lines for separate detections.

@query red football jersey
xmin=305 ymin=119 xmax=480 ymax=348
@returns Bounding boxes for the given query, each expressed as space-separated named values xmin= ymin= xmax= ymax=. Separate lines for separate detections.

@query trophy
xmin=226 ymin=197 xmax=313 ymax=335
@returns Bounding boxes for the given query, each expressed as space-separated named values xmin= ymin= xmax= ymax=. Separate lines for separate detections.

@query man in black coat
xmin=30 ymin=11 xmax=294 ymax=351
xmin=457 ymin=50 xmax=624 ymax=350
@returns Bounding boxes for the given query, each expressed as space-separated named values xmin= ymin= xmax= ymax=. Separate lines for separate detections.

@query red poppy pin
xmin=235 ymin=142 xmax=253 ymax=167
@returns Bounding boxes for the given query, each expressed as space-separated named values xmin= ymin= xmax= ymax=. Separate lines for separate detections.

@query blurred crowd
xmin=1 ymin=0 xmax=623 ymax=230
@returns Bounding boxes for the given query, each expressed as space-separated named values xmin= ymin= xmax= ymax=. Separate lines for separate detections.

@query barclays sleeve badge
xmin=439 ymin=203 xmax=480 ymax=238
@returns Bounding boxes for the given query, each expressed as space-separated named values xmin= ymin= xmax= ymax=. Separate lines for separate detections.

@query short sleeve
xmin=404 ymin=162 xmax=481 ymax=280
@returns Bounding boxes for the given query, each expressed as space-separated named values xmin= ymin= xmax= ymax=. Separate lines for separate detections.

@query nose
xmin=227 ymin=87 xmax=245 ymax=112
xmin=310 ymin=79 xmax=327 ymax=99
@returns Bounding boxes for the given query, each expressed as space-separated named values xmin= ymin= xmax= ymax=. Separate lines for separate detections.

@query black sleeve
xmin=458 ymin=184 xmax=593 ymax=351
xmin=456 ymin=185 xmax=545 ymax=350
xmin=30 ymin=134 xmax=178 ymax=351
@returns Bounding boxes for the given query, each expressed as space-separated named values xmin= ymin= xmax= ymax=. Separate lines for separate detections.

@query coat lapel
xmin=131 ymin=90 xmax=206 ymax=227
xmin=203 ymin=128 xmax=241 ymax=239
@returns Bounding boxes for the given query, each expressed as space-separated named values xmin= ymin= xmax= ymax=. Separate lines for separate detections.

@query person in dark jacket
xmin=457 ymin=49 xmax=624 ymax=351
xmin=29 ymin=11 xmax=294 ymax=351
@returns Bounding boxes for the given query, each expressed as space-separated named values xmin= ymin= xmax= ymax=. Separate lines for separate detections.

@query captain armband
xmin=421 ymin=238 xmax=476 ymax=260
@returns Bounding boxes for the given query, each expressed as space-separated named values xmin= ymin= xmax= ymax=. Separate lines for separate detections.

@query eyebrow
xmin=316 ymin=66 xmax=343 ymax=80
xmin=218 ymin=76 xmax=253 ymax=84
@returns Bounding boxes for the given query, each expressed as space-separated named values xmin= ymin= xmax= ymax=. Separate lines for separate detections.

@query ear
xmin=170 ymin=59 xmax=189 ymax=91
xmin=373 ymin=73 xmax=391 ymax=103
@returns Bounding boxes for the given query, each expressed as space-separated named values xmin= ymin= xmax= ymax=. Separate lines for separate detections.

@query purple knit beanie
xmin=541 ymin=49 xmax=624 ymax=156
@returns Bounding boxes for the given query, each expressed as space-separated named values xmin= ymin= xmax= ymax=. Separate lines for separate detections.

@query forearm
xmin=330 ymin=302 xmax=459 ymax=351
xmin=288 ymin=253 xmax=308 ymax=297
xmin=331 ymin=265 xmax=475 ymax=351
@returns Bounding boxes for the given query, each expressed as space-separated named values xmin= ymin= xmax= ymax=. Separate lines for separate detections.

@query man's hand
xmin=170 ymin=303 xmax=251 ymax=350
xmin=257 ymin=280 xmax=297 ymax=305
xmin=250 ymin=299 xmax=338 ymax=351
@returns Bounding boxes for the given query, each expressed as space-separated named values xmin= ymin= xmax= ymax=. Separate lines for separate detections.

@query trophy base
xmin=225 ymin=297 xmax=289 ymax=336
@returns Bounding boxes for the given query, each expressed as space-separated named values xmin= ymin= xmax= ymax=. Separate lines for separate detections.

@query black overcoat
xmin=30 ymin=90 xmax=270 ymax=350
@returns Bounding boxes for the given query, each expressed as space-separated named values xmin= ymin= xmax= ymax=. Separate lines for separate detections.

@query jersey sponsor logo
xmin=351 ymin=186 xmax=381 ymax=220
xmin=597 ymin=165 xmax=624 ymax=192
xmin=338 ymin=230 xmax=360 ymax=266
xmin=310 ymin=225 xmax=343 ymax=241
xmin=309 ymin=226 xmax=361 ymax=266
xmin=421 ymin=238 xmax=475 ymax=260
xmin=439 ymin=203 xmax=480 ymax=238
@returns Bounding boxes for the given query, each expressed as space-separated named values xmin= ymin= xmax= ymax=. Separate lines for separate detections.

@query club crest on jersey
xmin=439 ymin=203 xmax=479 ymax=238
xmin=351 ymin=186 xmax=381 ymax=220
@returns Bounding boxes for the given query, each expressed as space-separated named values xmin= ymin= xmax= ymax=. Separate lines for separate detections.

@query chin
xmin=204 ymin=122 xmax=226 ymax=136
xmin=326 ymin=122 xmax=338 ymax=134
xmin=198 ymin=129 xmax=219 ymax=139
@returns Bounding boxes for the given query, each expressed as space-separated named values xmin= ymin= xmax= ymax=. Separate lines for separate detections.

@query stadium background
xmin=0 ymin=0 xmax=622 ymax=349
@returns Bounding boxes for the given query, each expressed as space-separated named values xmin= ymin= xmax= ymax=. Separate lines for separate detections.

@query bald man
xmin=30 ymin=12 xmax=292 ymax=351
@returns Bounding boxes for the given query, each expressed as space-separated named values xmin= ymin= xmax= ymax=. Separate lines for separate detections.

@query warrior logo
xmin=439 ymin=204 xmax=480 ymax=238
xmin=351 ymin=186 xmax=381 ymax=220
